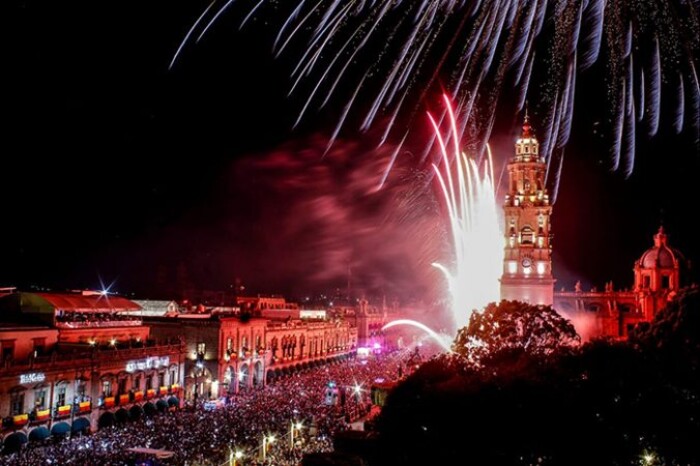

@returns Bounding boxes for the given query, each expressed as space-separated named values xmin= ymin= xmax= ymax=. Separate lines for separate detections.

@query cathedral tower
xmin=500 ymin=114 xmax=555 ymax=305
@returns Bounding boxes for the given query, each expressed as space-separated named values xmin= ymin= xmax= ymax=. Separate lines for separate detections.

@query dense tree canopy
xmin=452 ymin=300 xmax=580 ymax=365
xmin=629 ymin=288 xmax=700 ymax=384
xmin=374 ymin=297 xmax=700 ymax=466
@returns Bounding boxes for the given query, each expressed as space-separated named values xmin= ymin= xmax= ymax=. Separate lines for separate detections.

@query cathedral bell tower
xmin=500 ymin=113 xmax=555 ymax=305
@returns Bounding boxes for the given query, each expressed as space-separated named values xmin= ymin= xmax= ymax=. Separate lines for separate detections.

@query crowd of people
xmin=55 ymin=311 xmax=142 ymax=327
xmin=1 ymin=348 xmax=409 ymax=466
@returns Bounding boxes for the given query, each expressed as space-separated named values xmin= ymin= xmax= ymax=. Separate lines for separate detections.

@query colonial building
xmin=145 ymin=313 xmax=269 ymax=400
xmin=501 ymin=116 xmax=689 ymax=339
xmin=342 ymin=299 xmax=389 ymax=349
xmin=553 ymin=226 xmax=687 ymax=338
xmin=146 ymin=298 xmax=357 ymax=401
xmin=500 ymin=113 xmax=555 ymax=306
xmin=0 ymin=291 xmax=186 ymax=448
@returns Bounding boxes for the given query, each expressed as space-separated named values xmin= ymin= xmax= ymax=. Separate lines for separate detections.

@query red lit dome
xmin=637 ymin=227 xmax=683 ymax=269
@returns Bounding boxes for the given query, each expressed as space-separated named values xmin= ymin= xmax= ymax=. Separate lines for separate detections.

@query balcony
xmin=56 ymin=319 xmax=143 ymax=328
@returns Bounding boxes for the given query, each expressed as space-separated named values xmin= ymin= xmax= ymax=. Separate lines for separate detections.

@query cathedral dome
xmin=638 ymin=227 xmax=683 ymax=269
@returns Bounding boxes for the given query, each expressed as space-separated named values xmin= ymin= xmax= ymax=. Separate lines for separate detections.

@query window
xmin=76 ymin=382 xmax=86 ymax=401
xmin=170 ymin=367 xmax=178 ymax=384
xmin=255 ymin=335 xmax=262 ymax=349
xmin=146 ymin=374 xmax=153 ymax=390
xmin=102 ymin=380 xmax=111 ymax=397
xmin=158 ymin=373 xmax=165 ymax=388
xmin=1 ymin=341 xmax=14 ymax=361
xmin=33 ymin=338 xmax=46 ymax=357
xmin=118 ymin=378 xmax=127 ymax=395
xmin=226 ymin=337 xmax=233 ymax=351
xmin=196 ymin=342 xmax=206 ymax=355
xmin=56 ymin=384 xmax=67 ymax=407
xmin=34 ymin=387 xmax=48 ymax=409
xmin=521 ymin=226 xmax=534 ymax=244
xmin=10 ymin=391 xmax=25 ymax=416
xmin=643 ymin=276 xmax=651 ymax=289
xmin=661 ymin=276 xmax=670 ymax=289
xmin=241 ymin=337 xmax=248 ymax=351
xmin=133 ymin=375 xmax=141 ymax=392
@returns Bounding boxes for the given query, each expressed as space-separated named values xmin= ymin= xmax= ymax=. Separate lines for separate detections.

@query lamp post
xmin=289 ymin=421 xmax=302 ymax=450
xmin=229 ymin=447 xmax=243 ymax=466
xmin=261 ymin=435 xmax=275 ymax=461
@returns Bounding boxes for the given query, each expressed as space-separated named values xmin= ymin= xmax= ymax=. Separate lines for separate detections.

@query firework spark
xmin=382 ymin=319 xmax=453 ymax=352
xmin=430 ymin=95 xmax=503 ymax=331
xmin=172 ymin=0 xmax=699 ymax=183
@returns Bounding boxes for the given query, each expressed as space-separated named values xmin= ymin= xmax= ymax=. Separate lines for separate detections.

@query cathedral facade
xmin=500 ymin=117 xmax=686 ymax=339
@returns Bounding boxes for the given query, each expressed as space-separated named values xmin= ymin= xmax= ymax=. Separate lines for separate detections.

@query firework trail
xmin=172 ymin=0 xmax=699 ymax=184
xmin=430 ymin=95 xmax=503 ymax=330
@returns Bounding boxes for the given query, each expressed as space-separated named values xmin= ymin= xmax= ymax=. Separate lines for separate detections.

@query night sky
xmin=3 ymin=0 xmax=698 ymax=301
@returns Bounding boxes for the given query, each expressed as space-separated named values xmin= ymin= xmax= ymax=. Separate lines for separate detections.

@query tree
xmin=452 ymin=300 xmax=580 ymax=365
xmin=376 ymin=338 xmax=700 ymax=466
xmin=629 ymin=288 xmax=700 ymax=388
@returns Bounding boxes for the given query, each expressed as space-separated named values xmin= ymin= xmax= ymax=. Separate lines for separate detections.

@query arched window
xmin=521 ymin=226 xmax=534 ymax=244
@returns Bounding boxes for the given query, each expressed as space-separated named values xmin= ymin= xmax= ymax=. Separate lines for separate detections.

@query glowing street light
xmin=229 ymin=447 xmax=243 ymax=466
xmin=641 ymin=451 xmax=656 ymax=465
xmin=262 ymin=435 xmax=275 ymax=461
xmin=290 ymin=421 xmax=303 ymax=450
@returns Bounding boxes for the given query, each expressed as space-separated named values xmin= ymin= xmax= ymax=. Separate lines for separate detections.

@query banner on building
xmin=57 ymin=405 xmax=71 ymax=417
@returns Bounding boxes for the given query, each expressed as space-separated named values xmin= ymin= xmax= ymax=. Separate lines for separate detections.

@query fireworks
xmin=172 ymin=0 xmax=699 ymax=183
xmin=430 ymin=95 xmax=503 ymax=331
xmin=381 ymin=319 xmax=452 ymax=352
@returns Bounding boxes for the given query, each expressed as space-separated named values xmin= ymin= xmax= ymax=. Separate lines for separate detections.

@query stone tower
xmin=500 ymin=113 xmax=555 ymax=305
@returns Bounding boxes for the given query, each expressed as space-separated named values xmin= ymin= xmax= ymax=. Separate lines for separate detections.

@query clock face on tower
xmin=521 ymin=257 xmax=532 ymax=268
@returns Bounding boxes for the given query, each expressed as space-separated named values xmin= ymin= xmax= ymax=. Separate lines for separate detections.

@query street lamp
xmin=290 ymin=421 xmax=303 ymax=450
xmin=261 ymin=435 xmax=275 ymax=461
xmin=229 ymin=447 xmax=243 ymax=466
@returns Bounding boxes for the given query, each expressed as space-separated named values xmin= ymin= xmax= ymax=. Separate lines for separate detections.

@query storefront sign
xmin=125 ymin=356 xmax=170 ymax=373
xmin=19 ymin=372 xmax=46 ymax=384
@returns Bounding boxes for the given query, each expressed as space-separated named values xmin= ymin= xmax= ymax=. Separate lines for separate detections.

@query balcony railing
xmin=56 ymin=320 xmax=143 ymax=328
xmin=1 ymin=341 xmax=185 ymax=373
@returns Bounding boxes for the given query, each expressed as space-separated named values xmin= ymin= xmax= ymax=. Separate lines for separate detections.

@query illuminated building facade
xmin=500 ymin=117 xmax=688 ymax=339
xmin=146 ymin=296 xmax=357 ymax=400
xmin=500 ymin=114 xmax=555 ymax=306
xmin=0 ymin=291 xmax=186 ymax=445
xmin=553 ymin=226 xmax=687 ymax=338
